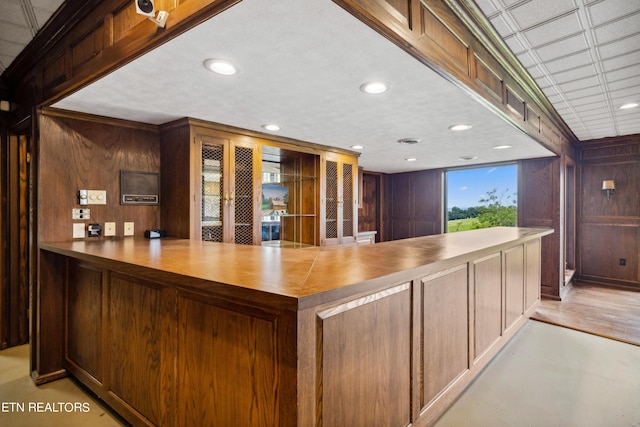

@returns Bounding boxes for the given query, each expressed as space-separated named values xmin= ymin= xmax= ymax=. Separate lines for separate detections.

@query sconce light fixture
xmin=602 ymin=180 xmax=615 ymax=200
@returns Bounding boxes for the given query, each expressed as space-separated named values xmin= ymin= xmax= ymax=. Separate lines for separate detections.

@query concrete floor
xmin=436 ymin=320 xmax=640 ymax=427
xmin=1 ymin=320 xmax=639 ymax=426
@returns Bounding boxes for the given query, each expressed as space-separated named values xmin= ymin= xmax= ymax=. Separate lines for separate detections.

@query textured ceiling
xmin=3 ymin=0 xmax=639 ymax=172
xmin=475 ymin=0 xmax=640 ymax=141
xmin=0 ymin=0 xmax=64 ymax=73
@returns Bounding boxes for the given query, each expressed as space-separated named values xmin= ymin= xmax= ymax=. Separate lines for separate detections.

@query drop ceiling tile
xmin=584 ymin=116 xmax=617 ymax=126
xmin=533 ymin=76 xmax=554 ymax=89
xmin=577 ymin=111 xmax=612 ymax=121
xmin=516 ymin=52 xmax=537 ymax=68
xmin=563 ymin=85 xmax=603 ymax=99
xmin=522 ymin=12 xmax=582 ymax=47
xmin=568 ymin=93 xmax=605 ymax=106
xmin=509 ymin=0 xmax=576 ymax=29
xmin=0 ymin=38 xmax=29 ymax=57
xmin=0 ymin=1 xmax=28 ymax=23
xmin=601 ymin=50 xmax=640 ymax=71
xmin=526 ymin=65 xmax=546 ymax=78
xmin=587 ymin=0 xmax=640 ymax=26
xmin=0 ymin=21 xmax=33 ymax=45
xmin=31 ymin=0 xmax=65 ymax=13
xmin=610 ymin=88 xmax=640 ymax=103
xmin=475 ymin=0 xmax=500 ymax=17
xmin=535 ymin=33 xmax=589 ymax=61
xmin=546 ymin=93 xmax=564 ymax=103
xmin=552 ymin=64 xmax=597 ymax=84
xmin=544 ymin=50 xmax=593 ymax=74
xmin=557 ymin=75 xmax=600 ymax=92
xmin=593 ymin=13 xmax=640 ymax=45
xmin=503 ymin=34 xmax=527 ymax=55
xmin=607 ymin=75 xmax=640 ymax=90
xmin=490 ymin=14 xmax=514 ymax=37
xmin=605 ymin=63 xmax=640 ymax=83
xmin=598 ymin=33 xmax=640 ymax=59
xmin=573 ymin=102 xmax=608 ymax=113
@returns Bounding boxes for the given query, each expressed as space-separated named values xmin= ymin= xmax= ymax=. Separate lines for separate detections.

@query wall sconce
xmin=602 ymin=180 xmax=615 ymax=200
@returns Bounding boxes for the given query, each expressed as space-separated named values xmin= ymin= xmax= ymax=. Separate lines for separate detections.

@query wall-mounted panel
xmin=177 ymin=294 xmax=280 ymax=427
xmin=475 ymin=56 xmax=503 ymax=102
xmin=318 ymin=283 xmax=411 ymax=427
xmin=473 ymin=253 xmax=502 ymax=361
xmin=71 ymin=23 xmax=106 ymax=74
xmin=66 ymin=261 xmax=103 ymax=381
xmin=580 ymin=224 xmax=638 ymax=282
xmin=421 ymin=266 xmax=469 ymax=407
xmin=109 ymin=274 xmax=164 ymax=425
xmin=580 ymin=161 xmax=640 ymax=219
xmin=504 ymin=245 xmax=524 ymax=331
xmin=525 ymin=239 xmax=541 ymax=310
xmin=418 ymin=2 xmax=469 ymax=72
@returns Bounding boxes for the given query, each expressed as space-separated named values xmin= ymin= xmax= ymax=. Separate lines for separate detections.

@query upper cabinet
xmin=322 ymin=153 xmax=358 ymax=246
xmin=160 ymin=118 xmax=357 ymax=247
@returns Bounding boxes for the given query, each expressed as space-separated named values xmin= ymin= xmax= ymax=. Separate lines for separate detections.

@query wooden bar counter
xmin=35 ymin=227 xmax=552 ymax=427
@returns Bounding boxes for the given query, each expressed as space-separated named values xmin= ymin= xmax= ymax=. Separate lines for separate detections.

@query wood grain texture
xmin=421 ymin=265 xmax=469 ymax=407
xmin=38 ymin=111 xmax=161 ymax=242
xmin=473 ymin=253 xmax=502 ymax=361
xmin=532 ymin=281 xmax=640 ymax=347
xmin=177 ymin=294 xmax=279 ymax=427
xmin=525 ymin=239 xmax=541 ymax=310
xmin=66 ymin=261 xmax=103 ymax=381
xmin=109 ymin=274 xmax=163 ymax=425
xmin=318 ymin=283 xmax=411 ymax=427
xmin=504 ymin=245 xmax=524 ymax=331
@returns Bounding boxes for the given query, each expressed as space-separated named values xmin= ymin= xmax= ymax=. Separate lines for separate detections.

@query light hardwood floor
xmin=532 ymin=281 xmax=640 ymax=346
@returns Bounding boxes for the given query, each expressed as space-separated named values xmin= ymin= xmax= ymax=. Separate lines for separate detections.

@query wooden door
xmin=322 ymin=154 xmax=357 ymax=245
xmin=359 ymin=172 xmax=380 ymax=240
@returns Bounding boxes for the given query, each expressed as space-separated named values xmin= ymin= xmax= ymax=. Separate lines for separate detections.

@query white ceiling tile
xmin=552 ymin=64 xmax=597 ymax=84
xmin=490 ymin=14 xmax=514 ymax=37
xmin=573 ymin=102 xmax=608 ymax=112
xmin=607 ymin=75 xmax=640 ymax=90
xmin=526 ymin=65 xmax=545 ymax=78
xmin=509 ymin=0 xmax=576 ymax=29
xmin=568 ymin=93 xmax=605 ymax=106
xmin=577 ymin=110 xmax=612 ymax=120
xmin=587 ymin=0 xmax=640 ymax=27
xmin=593 ymin=13 xmax=640 ymax=44
xmin=516 ymin=52 xmax=537 ymax=68
xmin=0 ymin=21 xmax=33 ymax=45
xmin=0 ymin=0 xmax=28 ymax=23
xmin=475 ymin=0 xmax=500 ymax=17
xmin=557 ymin=75 xmax=600 ymax=92
xmin=30 ymin=0 xmax=65 ymax=13
xmin=601 ymin=50 xmax=640 ymax=71
xmin=503 ymin=34 xmax=527 ymax=54
xmin=534 ymin=76 xmax=554 ymax=89
xmin=535 ymin=33 xmax=589 ymax=61
xmin=563 ymin=85 xmax=603 ymax=99
xmin=605 ymin=63 xmax=640 ymax=83
xmin=598 ymin=33 xmax=640 ymax=59
xmin=610 ymin=86 xmax=640 ymax=102
xmin=544 ymin=50 xmax=593 ymax=73
xmin=522 ymin=12 xmax=582 ymax=47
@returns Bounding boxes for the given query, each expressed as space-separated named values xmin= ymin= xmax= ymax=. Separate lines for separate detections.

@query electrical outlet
xmin=104 ymin=222 xmax=116 ymax=236
xmin=124 ymin=222 xmax=134 ymax=236
xmin=73 ymin=223 xmax=85 ymax=239
xmin=619 ymin=258 xmax=626 ymax=266
xmin=72 ymin=208 xmax=90 ymax=220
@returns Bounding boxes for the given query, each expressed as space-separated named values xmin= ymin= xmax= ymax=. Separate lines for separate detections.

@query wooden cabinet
xmin=160 ymin=119 xmax=261 ymax=244
xmin=322 ymin=153 xmax=358 ymax=245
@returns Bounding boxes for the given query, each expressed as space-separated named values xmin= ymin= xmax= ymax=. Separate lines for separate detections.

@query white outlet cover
xmin=87 ymin=190 xmax=107 ymax=205
xmin=104 ymin=222 xmax=116 ymax=236
xmin=73 ymin=223 xmax=85 ymax=238
xmin=124 ymin=222 xmax=134 ymax=236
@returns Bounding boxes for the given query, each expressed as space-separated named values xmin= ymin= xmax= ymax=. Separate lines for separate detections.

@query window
xmin=446 ymin=164 xmax=517 ymax=233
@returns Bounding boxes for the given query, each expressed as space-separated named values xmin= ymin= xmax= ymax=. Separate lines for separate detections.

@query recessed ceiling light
xmin=619 ymin=102 xmax=638 ymax=110
xmin=397 ymin=138 xmax=420 ymax=145
xmin=405 ymin=157 xmax=417 ymax=162
xmin=493 ymin=144 xmax=512 ymax=150
xmin=449 ymin=124 xmax=473 ymax=131
xmin=351 ymin=145 xmax=364 ymax=150
xmin=203 ymin=59 xmax=237 ymax=75
xmin=262 ymin=124 xmax=280 ymax=131
xmin=360 ymin=81 xmax=390 ymax=94
xmin=458 ymin=156 xmax=477 ymax=161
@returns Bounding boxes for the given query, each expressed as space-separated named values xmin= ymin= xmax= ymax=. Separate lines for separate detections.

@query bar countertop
xmin=40 ymin=227 xmax=553 ymax=308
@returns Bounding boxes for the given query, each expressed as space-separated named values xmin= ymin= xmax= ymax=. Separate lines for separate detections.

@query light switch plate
xmin=87 ymin=190 xmax=106 ymax=205
xmin=104 ymin=222 xmax=116 ymax=236
xmin=124 ymin=222 xmax=134 ymax=236
xmin=73 ymin=223 xmax=85 ymax=239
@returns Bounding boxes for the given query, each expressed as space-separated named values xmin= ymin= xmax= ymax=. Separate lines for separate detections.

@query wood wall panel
xmin=472 ymin=253 xmax=502 ymax=361
xmin=66 ymin=261 xmax=103 ymax=381
xmin=38 ymin=110 xmax=160 ymax=242
xmin=525 ymin=239 xmax=541 ymax=310
xmin=421 ymin=265 xmax=469 ymax=407
xmin=580 ymin=224 xmax=638 ymax=282
xmin=504 ymin=245 xmax=524 ymax=331
xmin=109 ymin=274 xmax=164 ymax=425
xmin=580 ymin=161 xmax=639 ymax=219
xmin=318 ymin=283 xmax=411 ymax=427
xmin=177 ymin=294 xmax=280 ymax=427
xmin=389 ymin=169 xmax=442 ymax=240
xmin=419 ymin=4 xmax=469 ymax=72
xmin=474 ymin=56 xmax=503 ymax=102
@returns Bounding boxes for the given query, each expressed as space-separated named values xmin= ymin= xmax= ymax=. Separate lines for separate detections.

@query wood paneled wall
xmin=334 ymin=0 xmax=576 ymax=155
xmin=38 ymin=109 xmax=161 ymax=242
xmin=388 ymin=169 xmax=442 ymax=240
xmin=577 ymin=134 xmax=640 ymax=289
